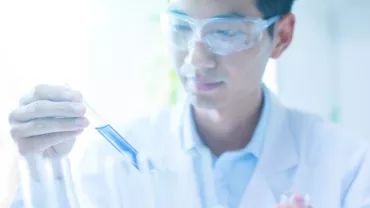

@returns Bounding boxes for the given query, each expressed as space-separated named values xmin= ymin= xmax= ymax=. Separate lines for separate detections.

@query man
xmin=8 ymin=0 xmax=370 ymax=207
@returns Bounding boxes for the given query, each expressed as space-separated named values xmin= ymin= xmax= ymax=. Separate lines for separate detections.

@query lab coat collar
xmin=257 ymin=88 xmax=298 ymax=173
xmin=238 ymin=88 xmax=299 ymax=207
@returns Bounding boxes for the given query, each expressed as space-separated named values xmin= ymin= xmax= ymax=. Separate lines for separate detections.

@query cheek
xmin=220 ymin=46 xmax=270 ymax=91
xmin=222 ymin=50 xmax=262 ymax=80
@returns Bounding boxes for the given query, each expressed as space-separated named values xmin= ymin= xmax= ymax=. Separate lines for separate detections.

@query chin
xmin=187 ymin=93 xmax=223 ymax=110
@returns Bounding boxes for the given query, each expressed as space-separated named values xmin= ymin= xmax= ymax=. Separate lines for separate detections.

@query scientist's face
xmin=165 ymin=0 xmax=294 ymax=109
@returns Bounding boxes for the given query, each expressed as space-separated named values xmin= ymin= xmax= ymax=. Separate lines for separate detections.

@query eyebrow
xmin=167 ymin=8 xmax=245 ymax=19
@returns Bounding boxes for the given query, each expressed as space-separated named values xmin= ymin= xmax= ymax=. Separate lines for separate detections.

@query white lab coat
xmin=12 ymin=88 xmax=370 ymax=208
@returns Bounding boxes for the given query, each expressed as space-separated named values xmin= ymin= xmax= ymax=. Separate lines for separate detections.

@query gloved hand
xmin=8 ymin=84 xmax=89 ymax=158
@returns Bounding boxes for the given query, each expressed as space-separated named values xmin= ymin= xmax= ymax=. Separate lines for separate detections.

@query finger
xmin=276 ymin=203 xmax=311 ymax=208
xmin=275 ymin=205 xmax=291 ymax=208
xmin=292 ymin=194 xmax=309 ymax=208
xmin=276 ymin=205 xmax=306 ymax=208
xmin=15 ymin=130 xmax=84 ymax=156
xmin=292 ymin=194 xmax=305 ymax=203
xmin=48 ymin=137 xmax=77 ymax=157
xmin=9 ymin=100 xmax=86 ymax=123
xmin=20 ymin=84 xmax=83 ymax=105
xmin=10 ymin=117 xmax=89 ymax=139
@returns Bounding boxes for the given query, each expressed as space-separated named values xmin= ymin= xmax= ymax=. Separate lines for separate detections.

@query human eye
xmin=171 ymin=24 xmax=191 ymax=31
xmin=215 ymin=29 xmax=242 ymax=37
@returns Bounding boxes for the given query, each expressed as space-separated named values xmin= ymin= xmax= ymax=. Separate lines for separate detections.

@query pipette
xmin=83 ymin=100 xmax=156 ymax=171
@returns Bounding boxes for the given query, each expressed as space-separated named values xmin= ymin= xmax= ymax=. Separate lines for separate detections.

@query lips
xmin=187 ymin=79 xmax=224 ymax=92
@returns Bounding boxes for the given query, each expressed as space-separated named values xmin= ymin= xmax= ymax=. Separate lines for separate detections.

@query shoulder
xmin=285 ymin=107 xmax=370 ymax=167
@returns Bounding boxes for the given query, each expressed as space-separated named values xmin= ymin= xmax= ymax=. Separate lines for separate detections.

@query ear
xmin=271 ymin=13 xmax=295 ymax=59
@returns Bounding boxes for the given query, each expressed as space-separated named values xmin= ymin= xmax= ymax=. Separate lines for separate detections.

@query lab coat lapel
xmin=238 ymin=168 xmax=277 ymax=208
xmin=238 ymin=92 xmax=299 ymax=208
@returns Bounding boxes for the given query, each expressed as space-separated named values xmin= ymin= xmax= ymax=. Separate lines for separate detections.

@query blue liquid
xmin=96 ymin=124 xmax=155 ymax=171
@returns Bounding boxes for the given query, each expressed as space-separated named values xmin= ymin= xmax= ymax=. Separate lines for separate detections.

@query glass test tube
xmin=18 ymin=155 xmax=79 ymax=208
xmin=83 ymin=100 xmax=156 ymax=172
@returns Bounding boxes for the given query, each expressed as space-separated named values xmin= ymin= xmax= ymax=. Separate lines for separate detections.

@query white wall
xmin=277 ymin=0 xmax=335 ymax=119
xmin=337 ymin=0 xmax=370 ymax=139
xmin=277 ymin=0 xmax=370 ymax=139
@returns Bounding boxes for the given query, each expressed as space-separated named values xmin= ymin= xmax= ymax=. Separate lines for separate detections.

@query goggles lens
xmin=161 ymin=13 xmax=279 ymax=55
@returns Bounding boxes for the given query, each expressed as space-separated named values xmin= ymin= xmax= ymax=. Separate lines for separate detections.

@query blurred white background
xmin=0 ymin=0 xmax=369 ymax=207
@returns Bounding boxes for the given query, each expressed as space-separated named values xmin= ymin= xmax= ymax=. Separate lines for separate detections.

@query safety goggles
xmin=160 ymin=11 xmax=281 ymax=56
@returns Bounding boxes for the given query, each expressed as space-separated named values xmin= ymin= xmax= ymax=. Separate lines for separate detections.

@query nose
xmin=185 ymin=40 xmax=216 ymax=69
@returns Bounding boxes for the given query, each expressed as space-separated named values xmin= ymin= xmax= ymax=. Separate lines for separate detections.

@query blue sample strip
xmin=96 ymin=124 xmax=155 ymax=171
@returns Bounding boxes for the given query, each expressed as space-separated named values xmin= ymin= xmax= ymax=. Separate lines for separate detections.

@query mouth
xmin=187 ymin=79 xmax=225 ymax=92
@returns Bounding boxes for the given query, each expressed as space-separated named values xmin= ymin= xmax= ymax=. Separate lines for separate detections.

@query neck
xmin=193 ymin=87 xmax=263 ymax=156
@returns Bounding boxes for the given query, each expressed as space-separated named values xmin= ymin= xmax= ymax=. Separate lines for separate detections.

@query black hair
xmin=256 ymin=0 xmax=296 ymax=36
